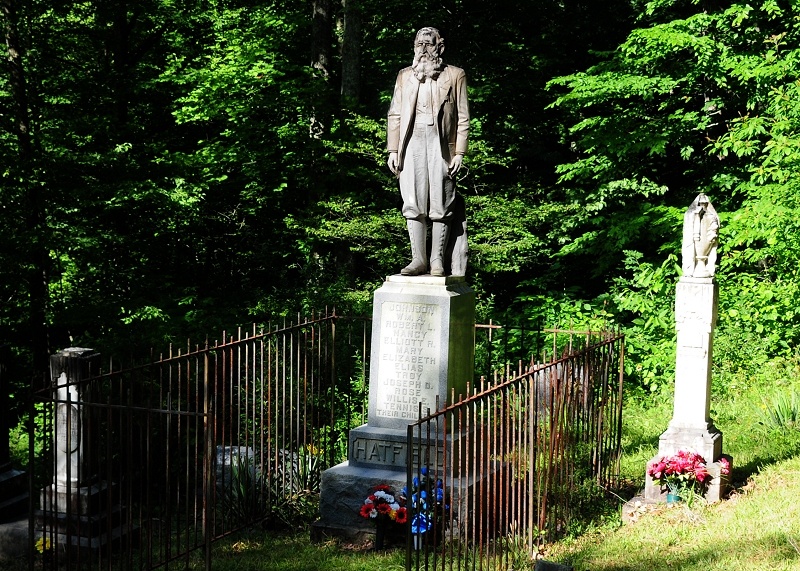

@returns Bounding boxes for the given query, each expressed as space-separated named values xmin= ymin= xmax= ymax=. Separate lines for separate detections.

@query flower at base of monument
xmin=647 ymin=449 xmax=709 ymax=493
xmin=410 ymin=513 xmax=429 ymax=535
xmin=35 ymin=537 xmax=52 ymax=554
xmin=404 ymin=467 xmax=450 ymax=535
xmin=719 ymin=456 xmax=731 ymax=476
xmin=359 ymin=485 xmax=405 ymax=522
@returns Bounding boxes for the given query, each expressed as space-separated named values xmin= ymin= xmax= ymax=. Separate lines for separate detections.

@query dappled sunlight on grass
xmin=550 ymin=458 xmax=800 ymax=570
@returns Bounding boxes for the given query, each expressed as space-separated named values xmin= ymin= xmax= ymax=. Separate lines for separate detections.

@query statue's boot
xmin=429 ymin=221 xmax=450 ymax=277
xmin=400 ymin=217 xmax=428 ymax=276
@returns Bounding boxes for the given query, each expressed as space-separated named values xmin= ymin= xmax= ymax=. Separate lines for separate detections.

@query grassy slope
xmin=546 ymin=356 xmax=800 ymax=571
xmin=189 ymin=449 xmax=800 ymax=571
xmin=187 ymin=534 xmax=406 ymax=571
xmin=190 ymin=363 xmax=800 ymax=571
xmin=548 ymin=454 xmax=800 ymax=570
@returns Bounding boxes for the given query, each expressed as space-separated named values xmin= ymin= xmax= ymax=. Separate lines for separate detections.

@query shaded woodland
xmin=3 ymin=0 xmax=800 ymax=401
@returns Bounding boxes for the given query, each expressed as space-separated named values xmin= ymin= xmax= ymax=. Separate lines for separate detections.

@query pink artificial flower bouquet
xmin=647 ymin=449 xmax=729 ymax=494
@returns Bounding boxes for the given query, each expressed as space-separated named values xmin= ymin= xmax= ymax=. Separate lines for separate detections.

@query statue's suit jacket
xmin=386 ymin=65 xmax=470 ymax=171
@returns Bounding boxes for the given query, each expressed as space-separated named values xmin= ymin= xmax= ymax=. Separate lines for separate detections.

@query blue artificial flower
xmin=436 ymin=479 xmax=443 ymax=489
xmin=421 ymin=467 xmax=428 ymax=476
xmin=420 ymin=490 xmax=427 ymax=499
xmin=413 ymin=476 xmax=420 ymax=487
xmin=436 ymin=488 xmax=444 ymax=502
xmin=411 ymin=514 xmax=429 ymax=535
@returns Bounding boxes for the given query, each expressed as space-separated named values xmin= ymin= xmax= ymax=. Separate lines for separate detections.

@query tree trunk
xmin=310 ymin=0 xmax=332 ymax=136
xmin=1 ymin=0 xmax=50 ymax=387
xmin=1 ymin=0 xmax=32 ymax=158
xmin=112 ymin=0 xmax=130 ymax=126
xmin=340 ymin=0 xmax=360 ymax=107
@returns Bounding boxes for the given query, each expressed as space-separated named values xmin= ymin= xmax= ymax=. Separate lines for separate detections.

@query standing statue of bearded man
xmin=387 ymin=27 xmax=470 ymax=277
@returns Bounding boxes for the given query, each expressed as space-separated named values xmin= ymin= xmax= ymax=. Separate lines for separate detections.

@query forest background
xmin=2 ymin=0 xmax=799 ymax=409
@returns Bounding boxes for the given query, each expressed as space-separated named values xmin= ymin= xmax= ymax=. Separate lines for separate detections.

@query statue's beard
xmin=412 ymin=53 xmax=443 ymax=81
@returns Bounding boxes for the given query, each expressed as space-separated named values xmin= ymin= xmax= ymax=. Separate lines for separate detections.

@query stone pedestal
xmin=38 ymin=348 xmax=137 ymax=555
xmin=314 ymin=276 xmax=475 ymax=540
xmin=37 ymin=481 xmax=138 ymax=553
xmin=367 ymin=275 xmax=475 ymax=426
xmin=643 ymin=277 xmax=731 ymax=502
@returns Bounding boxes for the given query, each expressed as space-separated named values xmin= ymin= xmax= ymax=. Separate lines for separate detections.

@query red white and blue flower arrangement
xmin=359 ymin=484 xmax=408 ymax=524
xmin=359 ymin=468 xmax=450 ymax=550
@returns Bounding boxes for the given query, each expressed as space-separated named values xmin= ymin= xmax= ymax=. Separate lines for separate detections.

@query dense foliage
xmin=3 ymin=0 xmax=800 ymax=403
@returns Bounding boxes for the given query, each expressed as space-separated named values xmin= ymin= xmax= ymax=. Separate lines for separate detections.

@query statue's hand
xmin=387 ymin=152 xmax=399 ymax=175
xmin=448 ymin=154 xmax=464 ymax=177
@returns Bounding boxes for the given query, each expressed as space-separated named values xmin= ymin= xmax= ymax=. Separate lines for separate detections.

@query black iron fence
xmin=406 ymin=329 xmax=624 ymax=571
xmin=31 ymin=312 xmax=370 ymax=570
xmin=27 ymin=314 xmax=622 ymax=570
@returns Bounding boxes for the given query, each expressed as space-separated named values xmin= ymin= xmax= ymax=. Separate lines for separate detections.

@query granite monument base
xmin=657 ymin=424 xmax=723 ymax=468
xmin=314 ymin=275 xmax=477 ymax=542
xmin=312 ymin=464 xmax=407 ymax=542
xmin=38 ymin=481 xmax=139 ymax=555
xmin=312 ymin=461 xmax=494 ymax=543
xmin=643 ymin=423 xmax=731 ymax=503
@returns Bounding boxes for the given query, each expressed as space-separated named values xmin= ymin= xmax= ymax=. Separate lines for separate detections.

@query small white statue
xmin=682 ymin=193 xmax=719 ymax=278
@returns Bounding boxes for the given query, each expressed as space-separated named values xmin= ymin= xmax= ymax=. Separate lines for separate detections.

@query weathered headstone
xmin=38 ymin=348 xmax=137 ymax=553
xmin=643 ymin=194 xmax=731 ymax=503
xmin=40 ymin=348 xmax=98 ymax=515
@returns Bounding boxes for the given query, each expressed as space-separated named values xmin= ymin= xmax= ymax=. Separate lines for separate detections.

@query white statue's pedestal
xmin=313 ymin=275 xmax=475 ymax=541
xmin=642 ymin=277 xmax=731 ymax=503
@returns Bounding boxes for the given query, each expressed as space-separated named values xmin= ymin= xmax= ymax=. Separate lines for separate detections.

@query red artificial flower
xmin=359 ymin=503 xmax=374 ymax=519
xmin=377 ymin=503 xmax=391 ymax=515
xmin=395 ymin=507 xmax=408 ymax=524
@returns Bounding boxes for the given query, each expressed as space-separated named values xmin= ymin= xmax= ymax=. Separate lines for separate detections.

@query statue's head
xmin=412 ymin=27 xmax=445 ymax=80
xmin=414 ymin=27 xmax=444 ymax=55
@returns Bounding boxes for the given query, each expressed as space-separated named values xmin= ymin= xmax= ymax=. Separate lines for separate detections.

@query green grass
xmin=546 ymin=455 xmax=800 ymax=570
xmin=541 ymin=353 xmax=800 ymax=571
xmin=185 ymin=533 xmax=406 ymax=571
